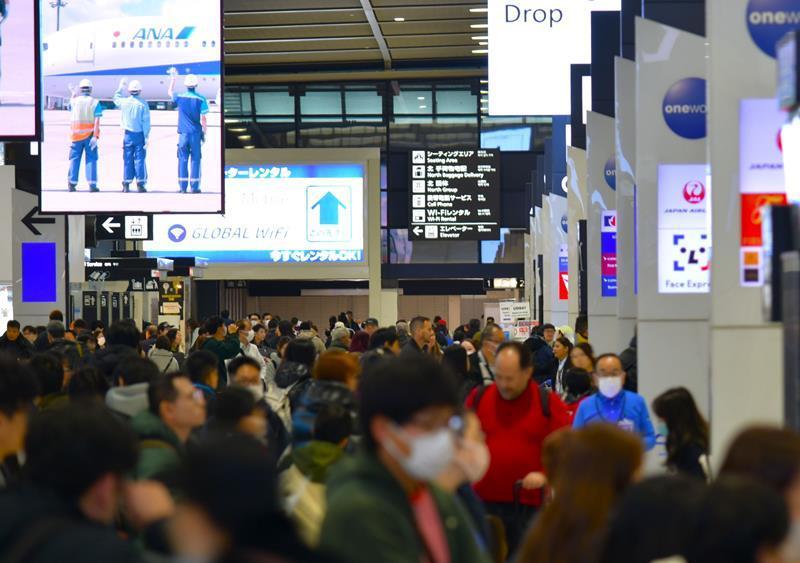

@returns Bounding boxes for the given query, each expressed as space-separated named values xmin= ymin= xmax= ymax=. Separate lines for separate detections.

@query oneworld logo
xmin=747 ymin=0 xmax=800 ymax=58
xmin=683 ymin=181 xmax=706 ymax=205
xmin=663 ymin=77 xmax=707 ymax=140
xmin=604 ymin=156 xmax=617 ymax=191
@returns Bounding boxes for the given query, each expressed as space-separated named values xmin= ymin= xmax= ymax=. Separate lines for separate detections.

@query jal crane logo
xmin=683 ymin=180 xmax=706 ymax=205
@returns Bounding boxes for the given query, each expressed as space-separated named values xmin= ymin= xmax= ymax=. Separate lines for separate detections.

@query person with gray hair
xmin=395 ymin=320 xmax=410 ymax=347
xmin=329 ymin=326 xmax=351 ymax=352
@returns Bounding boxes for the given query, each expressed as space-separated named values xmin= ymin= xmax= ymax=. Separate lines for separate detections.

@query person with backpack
xmin=465 ymin=341 xmax=571 ymax=556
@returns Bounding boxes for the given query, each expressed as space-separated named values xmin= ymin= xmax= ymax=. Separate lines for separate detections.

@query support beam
xmin=359 ymin=0 xmax=392 ymax=70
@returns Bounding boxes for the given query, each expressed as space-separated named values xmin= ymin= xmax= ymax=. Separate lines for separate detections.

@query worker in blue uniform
xmin=113 ymin=78 xmax=150 ymax=193
xmin=168 ymin=70 xmax=208 ymax=194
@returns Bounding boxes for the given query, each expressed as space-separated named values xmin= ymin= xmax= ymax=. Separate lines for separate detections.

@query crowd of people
xmin=0 ymin=308 xmax=797 ymax=563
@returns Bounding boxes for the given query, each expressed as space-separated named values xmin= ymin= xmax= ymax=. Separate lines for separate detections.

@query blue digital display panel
xmin=22 ymin=242 xmax=57 ymax=302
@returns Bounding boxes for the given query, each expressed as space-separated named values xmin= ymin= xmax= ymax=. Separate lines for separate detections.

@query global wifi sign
xmin=747 ymin=0 xmax=800 ymax=58
xmin=662 ymin=77 xmax=707 ymax=140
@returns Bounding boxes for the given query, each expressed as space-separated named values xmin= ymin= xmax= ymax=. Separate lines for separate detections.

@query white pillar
xmin=567 ymin=147 xmax=588 ymax=329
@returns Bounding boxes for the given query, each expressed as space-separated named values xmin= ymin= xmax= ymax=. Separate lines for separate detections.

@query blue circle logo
xmin=746 ymin=0 xmax=800 ymax=58
xmin=168 ymin=224 xmax=187 ymax=243
xmin=561 ymin=214 xmax=569 ymax=234
xmin=662 ymin=77 xmax=707 ymax=140
xmin=604 ymin=156 xmax=616 ymax=191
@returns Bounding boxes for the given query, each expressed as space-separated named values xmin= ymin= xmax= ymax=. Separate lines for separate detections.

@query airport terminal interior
xmin=2 ymin=0 xmax=800 ymax=561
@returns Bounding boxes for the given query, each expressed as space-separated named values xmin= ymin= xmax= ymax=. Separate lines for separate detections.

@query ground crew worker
xmin=168 ymin=70 xmax=208 ymax=194
xmin=68 ymin=79 xmax=102 ymax=192
xmin=114 ymin=78 xmax=150 ymax=193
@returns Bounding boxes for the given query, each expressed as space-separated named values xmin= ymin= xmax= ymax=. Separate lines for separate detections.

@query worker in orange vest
xmin=68 ymin=79 xmax=103 ymax=192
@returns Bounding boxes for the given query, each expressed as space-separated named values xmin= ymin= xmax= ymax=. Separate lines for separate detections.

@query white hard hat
xmin=79 ymin=79 xmax=93 ymax=89
xmin=184 ymin=74 xmax=199 ymax=87
xmin=128 ymin=80 xmax=142 ymax=93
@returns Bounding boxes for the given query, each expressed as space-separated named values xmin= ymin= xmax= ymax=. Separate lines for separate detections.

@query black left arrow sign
xmin=22 ymin=207 xmax=56 ymax=236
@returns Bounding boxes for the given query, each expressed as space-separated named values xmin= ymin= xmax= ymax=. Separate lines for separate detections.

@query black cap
xmin=365 ymin=318 xmax=379 ymax=327
xmin=157 ymin=322 xmax=173 ymax=331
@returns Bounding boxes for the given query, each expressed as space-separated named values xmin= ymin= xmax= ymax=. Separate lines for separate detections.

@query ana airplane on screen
xmin=42 ymin=17 xmax=221 ymax=103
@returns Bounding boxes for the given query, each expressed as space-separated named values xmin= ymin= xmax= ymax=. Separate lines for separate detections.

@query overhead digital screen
xmin=408 ymin=149 xmax=500 ymax=241
xmin=488 ymin=0 xmax=620 ymax=116
xmin=144 ymin=163 xmax=365 ymax=264
xmin=0 ymin=0 xmax=37 ymax=139
xmin=39 ymin=0 xmax=223 ymax=214
xmin=658 ymin=164 xmax=711 ymax=294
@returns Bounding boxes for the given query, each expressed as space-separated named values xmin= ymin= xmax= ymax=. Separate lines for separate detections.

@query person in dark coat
xmin=0 ymin=320 xmax=34 ymax=360
xmin=91 ymin=320 xmax=141 ymax=384
xmin=620 ymin=334 xmax=638 ymax=393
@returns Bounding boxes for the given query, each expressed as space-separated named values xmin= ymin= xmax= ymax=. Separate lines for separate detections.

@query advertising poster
xmin=144 ymin=163 xmax=365 ymax=264
xmin=739 ymin=98 xmax=789 ymax=286
xmin=601 ymin=210 xmax=617 ymax=297
xmin=657 ymin=164 xmax=711 ymax=294
xmin=39 ymin=0 xmax=223 ymax=213
xmin=0 ymin=0 xmax=37 ymax=138
xmin=558 ymin=243 xmax=569 ymax=300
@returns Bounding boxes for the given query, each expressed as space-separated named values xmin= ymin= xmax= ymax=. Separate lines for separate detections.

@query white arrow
xmin=413 ymin=226 xmax=423 ymax=236
xmin=102 ymin=217 xmax=121 ymax=234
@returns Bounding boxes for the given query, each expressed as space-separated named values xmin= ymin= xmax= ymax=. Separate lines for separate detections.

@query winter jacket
xmin=0 ymin=333 xmax=34 ymax=360
xmin=91 ymin=344 xmax=139 ymax=384
xmin=619 ymin=335 xmax=638 ymax=392
xmin=279 ymin=441 xmax=345 ymax=547
xmin=296 ymin=331 xmax=326 ymax=357
xmin=291 ymin=380 xmax=358 ymax=446
xmin=0 ymin=486 xmax=142 ymax=562
xmin=148 ymin=347 xmax=180 ymax=374
xmin=319 ymin=451 xmax=490 ymax=563
xmin=130 ymin=410 xmax=183 ymax=488
xmin=105 ymin=382 xmax=149 ymax=419
xmin=274 ymin=361 xmax=313 ymax=412
xmin=203 ymin=335 xmax=243 ymax=387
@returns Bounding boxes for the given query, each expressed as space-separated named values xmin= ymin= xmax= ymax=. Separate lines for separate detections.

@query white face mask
xmin=598 ymin=376 xmax=623 ymax=399
xmin=386 ymin=426 xmax=455 ymax=482
xmin=97 ymin=336 xmax=106 ymax=347
xmin=454 ymin=439 xmax=491 ymax=483
xmin=246 ymin=384 xmax=264 ymax=402
xmin=246 ymin=330 xmax=255 ymax=343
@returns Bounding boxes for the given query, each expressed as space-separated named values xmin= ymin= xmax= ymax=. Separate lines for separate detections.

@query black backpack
xmin=470 ymin=381 xmax=551 ymax=418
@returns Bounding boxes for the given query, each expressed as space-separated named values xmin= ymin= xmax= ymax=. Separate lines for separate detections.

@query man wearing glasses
xmin=572 ymin=353 xmax=656 ymax=451
xmin=131 ymin=373 xmax=207 ymax=488
xmin=468 ymin=323 xmax=505 ymax=387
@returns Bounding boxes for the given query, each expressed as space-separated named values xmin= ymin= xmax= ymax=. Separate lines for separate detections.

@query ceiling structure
xmin=224 ymin=0 xmax=489 ymax=82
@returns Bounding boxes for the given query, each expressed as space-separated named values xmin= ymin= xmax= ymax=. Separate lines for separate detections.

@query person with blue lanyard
xmin=113 ymin=78 xmax=150 ymax=193
xmin=67 ymin=79 xmax=103 ymax=192
xmin=168 ymin=69 xmax=208 ymax=194
xmin=572 ymin=353 xmax=656 ymax=450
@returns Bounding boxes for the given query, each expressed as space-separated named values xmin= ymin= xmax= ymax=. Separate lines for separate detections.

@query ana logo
xmin=746 ymin=0 xmax=800 ymax=58
xmin=683 ymin=180 xmax=706 ymax=205
xmin=168 ymin=225 xmax=187 ymax=243
xmin=561 ymin=215 xmax=569 ymax=234
xmin=604 ymin=156 xmax=617 ymax=190
xmin=662 ymin=78 xmax=707 ymax=140
xmin=132 ymin=26 xmax=195 ymax=41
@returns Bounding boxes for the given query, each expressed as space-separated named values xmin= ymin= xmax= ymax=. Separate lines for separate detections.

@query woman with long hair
xmin=516 ymin=424 xmax=643 ymax=563
xmin=652 ymin=387 xmax=710 ymax=481
xmin=570 ymin=342 xmax=595 ymax=373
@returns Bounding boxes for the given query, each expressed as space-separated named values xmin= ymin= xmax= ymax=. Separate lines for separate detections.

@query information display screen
xmin=488 ymin=0 xmax=620 ymax=116
xmin=408 ymin=149 xmax=500 ymax=241
xmin=144 ymin=163 xmax=365 ymax=264
xmin=657 ymin=164 xmax=711 ymax=294
xmin=39 ymin=0 xmax=223 ymax=214
xmin=0 ymin=0 xmax=37 ymax=139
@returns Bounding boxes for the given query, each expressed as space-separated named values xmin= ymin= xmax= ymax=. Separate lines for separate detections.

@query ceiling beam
xmin=359 ymin=0 xmax=392 ymax=70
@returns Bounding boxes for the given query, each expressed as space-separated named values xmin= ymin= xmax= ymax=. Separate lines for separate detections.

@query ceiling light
xmin=238 ymin=135 xmax=252 ymax=140
xmin=229 ymin=127 xmax=246 ymax=133
xmin=472 ymin=48 xmax=489 ymax=53
xmin=419 ymin=105 xmax=428 ymax=109
xmin=479 ymin=41 xmax=488 ymax=46
xmin=394 ymin=17 xmax=405 ymax=22
xmin=417 ymin=96 xmax=425 ymax=100
xmin=224 ymin=118 xmax=240 ymax=124
xmin=470 ymin=23 xmax=488 ymax=29
xmin=480 ymin=79 xmax=489 ymax=84
xmin=243 ymin=145 xmax=256 ymax=150
xmin=472 ymin=35 xmax=488 ymax=40
xmin=480 ymin=90 xmax=488 ymax=94
xmin=470 ymin=7 xmax=489 ymax=12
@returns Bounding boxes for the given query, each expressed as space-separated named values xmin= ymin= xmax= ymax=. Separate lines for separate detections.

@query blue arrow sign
xmin=312 ymin=192 xmax=346 ymax=225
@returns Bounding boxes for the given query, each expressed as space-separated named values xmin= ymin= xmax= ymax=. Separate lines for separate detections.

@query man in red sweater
xmin=466 ymin=341 xmax=571 ymax=555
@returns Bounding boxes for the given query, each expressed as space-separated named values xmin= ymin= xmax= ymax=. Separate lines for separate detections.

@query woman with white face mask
xmin=571 ymin=353 xmax=657 ymax=452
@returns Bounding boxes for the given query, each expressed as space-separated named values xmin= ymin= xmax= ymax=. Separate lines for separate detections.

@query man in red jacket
xmin=466 ymin=341 xmax=571 ymax=555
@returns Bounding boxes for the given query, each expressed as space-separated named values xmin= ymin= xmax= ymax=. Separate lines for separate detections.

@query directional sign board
xmin=95 ymin=215 xmax=153 ymax=241
xmin=159 ymin=281 xmax=184 ymax=319
xmin=408 ymin=149 xmax=501 ymax=241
